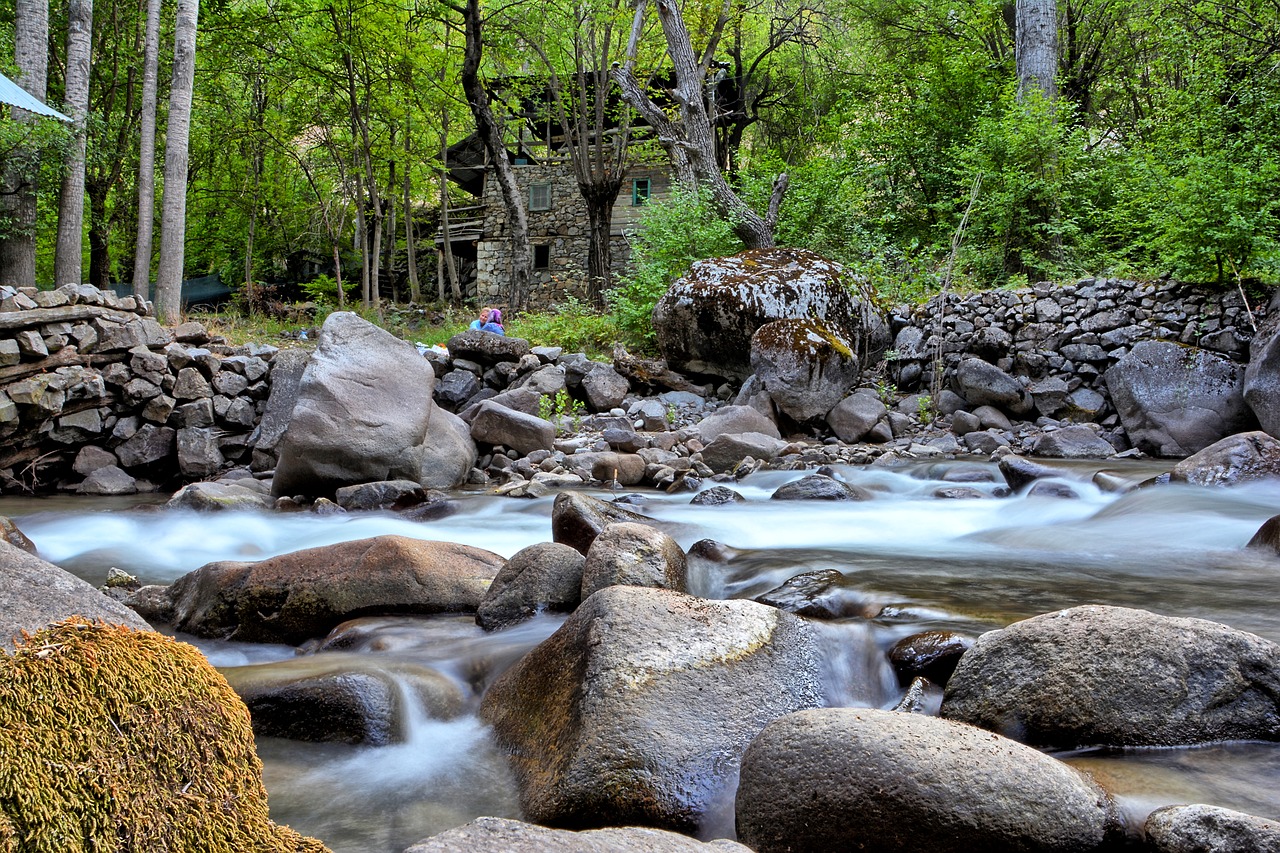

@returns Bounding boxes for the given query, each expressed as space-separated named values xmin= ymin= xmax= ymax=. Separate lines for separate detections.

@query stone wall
xmin=885 ymin=277 xmax=1261 ymax=426
xmin=474 ymin=160 xmax=669 ymax=308
xmin=0 ymin=284 xmax=277 ymax=495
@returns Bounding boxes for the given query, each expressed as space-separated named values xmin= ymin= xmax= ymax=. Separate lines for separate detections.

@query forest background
xmin=1 ymin=0 xmax=1278 ymax=350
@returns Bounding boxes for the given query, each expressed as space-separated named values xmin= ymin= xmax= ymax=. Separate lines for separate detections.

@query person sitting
xmin=480 ymin=308 xmax=505 ymax=336
xmin=469 ymin=307 xmax=492 ymax=330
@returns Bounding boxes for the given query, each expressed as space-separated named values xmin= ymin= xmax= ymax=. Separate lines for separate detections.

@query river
xmin=5 ymin=457 xmax=1280 ymax=851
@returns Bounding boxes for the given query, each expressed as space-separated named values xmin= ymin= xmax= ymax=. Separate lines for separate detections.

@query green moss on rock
xmin=0 ymin=619 xmax=330 ymax=853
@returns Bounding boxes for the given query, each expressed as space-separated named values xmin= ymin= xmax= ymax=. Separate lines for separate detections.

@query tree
xmin=131 ymin=0 xmax=162 ymax=298
xmin=612 ymin=0 xmax=789 ymax=249
xmin=155 ymin=0 xmax=199 ymax=323
xmin=53 ymin=0 xmax=94 ymax=287
xmin=0 ymin=0 xmax=50 ymax=287
xmin=457 ymin=0 xmax=532 ymax=312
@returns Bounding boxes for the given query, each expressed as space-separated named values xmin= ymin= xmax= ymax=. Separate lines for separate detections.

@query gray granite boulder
xmin=771 ymin=473 xmax=871 ymax=501
xmin=477 ymin=542 xmax=586 ymax=630
xmin=404 ymin=817 xmax=752 ymax=853
xmin=1105 ymin=340 xmax=1255 ymax=457
xmin=551 ymin=492 xmax=656 ymax=555
xmin=750 ymin=318 xmax=860 ymax=422
xmin=271 ymin=313 xmax=446 ymax=497
xmin=1029 ymin=425 xmax=1116 ymax=459
xmin=479 ymin=586 xmax=826 ymax=835
xmin=446 ymin=329 xmax=531 ymax=365
xmin=417 ymin=404 xmax=478 ymax=490
xmin=0 ymin=541 xmax=152 ymax=650
xmin=653 ymin=247 xmax=889 ymax=381
xmin=826 ymin=390 xmax=888 ymax=443
xmin=580 ymin=522 xmax=688 ymax=599
xmin=694 ymin=404 xmax=780 ymax=443
xmin=580 ymin=364 xmax=630 ymax=412
xmin=735 ymin=708 xmax=1119 ymax=853
xmin=469 ymin=400 xmax=556 ymax=456
xmin=1242 ymin=289 xmax=1280 ymax=439
xmin=1169 ymin=431 xmax=1280 ymax=487
xmin=941 ymin=605 xmax=1280 ymax=748
xmin=951 ymin=357 xmax=1032 ymax=415
xmin=1143 ymin=804 xmax=1280 ymax=853
xmin=700 ymin=431 xmax=787 ymax=473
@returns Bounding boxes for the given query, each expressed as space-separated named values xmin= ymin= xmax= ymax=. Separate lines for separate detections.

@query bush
xmin=609 ymin=184 xmax=743 ymax=347
xmin=508 ymin=296 xmax=622 ymax=358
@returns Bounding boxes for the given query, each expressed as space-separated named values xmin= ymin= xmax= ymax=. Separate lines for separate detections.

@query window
xmin=632 ymin=178 xmax=651 ymax=206
xmin=529 ymin=183 xmax=552 ymax=211
xmin=533 ymin=244 xmax=551 ymax=270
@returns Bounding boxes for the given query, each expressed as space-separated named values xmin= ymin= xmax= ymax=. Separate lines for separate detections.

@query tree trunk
xmin=1016 ymin=0 xmax=1059 ymax=103
xmin=0 ymin=0 xmax=50 ymax=288
xmin=386 ymin=157 xmax=398 ymax=303
xmin=612 ymin=0 xmax=785 ymax=250
xmin=155 ymin=0 xmax=200 ymax=324
xmin=131 ymin=0 xmax=162 ymax=299
xmin=87 ymin=181 xmax=111 ymax=288
xmin=460 ymin=0 xmax=530 ymax=312
xmin=438 ymin=124 xmax=462 ymax=301
xmin=353 ymin=161 xmax=369 ymax=307
xmin=583 ymin=181 xmax=622 ymax=306
xmin=54 ymin=0 xmax=95 ymax=287
xmin=403 ymin=136 xmax=420 ymax=303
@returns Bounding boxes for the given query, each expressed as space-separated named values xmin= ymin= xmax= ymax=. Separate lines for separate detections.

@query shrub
xmin=508 ymin=296 xmax=623 ymax=358
xmin=609 ymin=184 xmax=743 ymax=347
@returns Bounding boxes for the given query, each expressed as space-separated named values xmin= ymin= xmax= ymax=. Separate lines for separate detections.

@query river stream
xmin=5 ymin=458 xmax=1280 ymax=851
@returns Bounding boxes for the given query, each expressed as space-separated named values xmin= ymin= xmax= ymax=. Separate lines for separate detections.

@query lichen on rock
xmin=0 ymin=618 xmax=329 ymax=853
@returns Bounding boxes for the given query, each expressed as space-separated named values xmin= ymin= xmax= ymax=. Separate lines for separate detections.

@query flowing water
xmin=6 ymin=458 xmax=1280 ymax=850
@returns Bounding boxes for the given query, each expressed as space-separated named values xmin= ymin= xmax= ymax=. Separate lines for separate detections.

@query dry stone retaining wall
xmin=886 ymin=277 xmax=1261 ymax=426
xmin=0 ymin=284 xmax=276 ymax=495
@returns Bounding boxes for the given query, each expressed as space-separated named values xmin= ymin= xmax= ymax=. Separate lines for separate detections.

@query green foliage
xmin=916 ymin=394 xmax=935 ymax=424
xmin=538 ymin=388 xmax=584 ymax=434
xmin=609 ymin=184 xmax=743 ymax=347
xmin=299 ymin=273 xmax=356 ymax=304
xmin=507 ymin=296 xmax=623 ymax=359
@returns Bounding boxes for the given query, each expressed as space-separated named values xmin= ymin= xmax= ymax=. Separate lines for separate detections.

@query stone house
xmin=435 ymin=126 xmax=672 ymax=308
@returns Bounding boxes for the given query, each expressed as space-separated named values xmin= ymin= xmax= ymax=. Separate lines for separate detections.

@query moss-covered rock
xmin=0 ymin=618 xmax=330 ymax=853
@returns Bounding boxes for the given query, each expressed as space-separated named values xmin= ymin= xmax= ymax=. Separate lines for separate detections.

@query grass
xmin=185 ymin=297 xmax=629 ymax=361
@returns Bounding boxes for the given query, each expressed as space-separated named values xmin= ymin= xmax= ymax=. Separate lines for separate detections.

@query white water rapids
xmin=5 ymin=458 xmax=1280 ymax=850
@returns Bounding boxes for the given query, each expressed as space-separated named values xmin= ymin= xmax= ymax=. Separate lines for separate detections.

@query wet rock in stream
xmin=403 ymin=816 xmax=752 ymax=852
xmin=479 ymin=586 xmax=826 ymax=836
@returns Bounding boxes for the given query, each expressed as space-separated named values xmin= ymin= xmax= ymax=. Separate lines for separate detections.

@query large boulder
xmin=580 ymin=522 xmax=688 ymax=599
xmin=1242 ymin=289 xmax=1280 ymax=438
xmin=1169 ymin=431 xmax=1280 ymax=487
xmin=156 ymin=535 xmax=505 ymax=644
xmin=404 ymin=817 xmax=753 ymax=853
xmin=470 ymin=400 xmax=556 ymax=456
xmin=250 ymin=347 xmax=309 ymax=471
xmin=1029 ymin=425 xmax=1116 ymax=459
xmin=479 ymin=586 xmax=827 ymax=835
xmin=418 ymin=404 xmax=479 ymax=489
xmin=0 ymin=620 xmax=329 ymax=852
xmin=477 ymin=542 xmax=587 ymax=630
xmin=446 ymin=329 xmax=531 ymax=365
xmin=694 ymin=405 xmax=780 ymax=443
xmin=271 ymin=313 xmax=455 ymax=497
xmin=700 ymin=431 xmax=787 ymax=473
xmin=749 ymin=319 xmax=860 ymax=422
xmin=1143 ymin=804 xmax=1280 ymax=853
xmin=1105 ymin=340 xmax=1255 ymax=457
xmin=951 ymin=357 xmax=1032 ymax=415
xmin=652 ymin=248 xmax=889 ymax=381
xmin=940 ymin=605 xmax=1280 ymax=749
xmin=580 ymin=363 xmax=630 ymax=412
xmin=735 ymin=708 xmax=1118 ymax=853
xmin=826 ymin=389 xmax=888 ymax=443
xmin=0 ymin=541 xmax=152 ymax=650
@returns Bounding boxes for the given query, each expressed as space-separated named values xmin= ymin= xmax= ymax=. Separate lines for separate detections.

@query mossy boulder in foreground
xmin=0 ymin=618 xmax=329 ymax=853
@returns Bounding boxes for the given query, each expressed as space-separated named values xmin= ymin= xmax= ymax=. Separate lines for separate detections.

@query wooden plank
xmin=0 ymin=347 xmax=89 ymax=384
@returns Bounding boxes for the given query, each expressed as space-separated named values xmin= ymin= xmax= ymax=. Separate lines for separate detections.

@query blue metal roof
xmin=0 ymin=72 xmax=72 ymax=123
